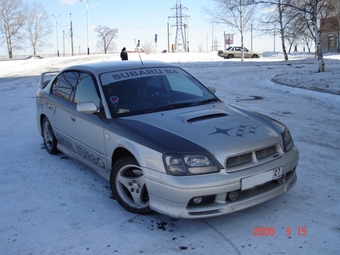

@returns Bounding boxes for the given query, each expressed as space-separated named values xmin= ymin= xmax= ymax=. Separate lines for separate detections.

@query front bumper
xmin=145 ymin=147 xmax=298 ymax=219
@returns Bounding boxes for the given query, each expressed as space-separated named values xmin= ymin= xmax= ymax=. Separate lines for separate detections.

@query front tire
xmin=110 ymin=156 xmax=151 ymax=214
xmin=42 ymin=117 xmax=59 ymax=154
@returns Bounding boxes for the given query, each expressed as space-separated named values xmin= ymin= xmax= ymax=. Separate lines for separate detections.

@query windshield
xmin=100 ymin=67 xmax=219 ymax=116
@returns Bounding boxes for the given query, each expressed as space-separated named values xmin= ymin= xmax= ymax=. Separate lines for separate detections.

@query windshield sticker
xmin=110 ymin=96 xmax=119 ymax=103
xmin=101 ymin=67 xmax=187 ymax=85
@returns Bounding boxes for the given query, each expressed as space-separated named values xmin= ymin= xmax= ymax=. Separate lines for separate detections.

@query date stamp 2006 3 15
xmin=253 ymin=226 xmax=307 ymax=237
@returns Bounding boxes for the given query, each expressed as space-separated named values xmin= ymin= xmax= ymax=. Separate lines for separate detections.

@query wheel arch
xmin=111 ymin=147 xmax=137 ymax=171
xmin=109 ymin=145 xmax=154 ymax=181
xmin=39 ymin=114 xmax=48 ymax=136
xmin=41 ymin=115 xmax=59 ymax=154
xmin=110 ymin=140 xmax=151 ymax=170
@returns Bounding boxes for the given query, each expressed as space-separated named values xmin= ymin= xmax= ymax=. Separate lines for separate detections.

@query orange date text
xmin=253 ymin=226 xmax=307 ymax=237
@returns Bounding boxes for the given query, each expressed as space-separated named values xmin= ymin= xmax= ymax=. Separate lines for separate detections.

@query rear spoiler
xmin=38 ymin=71 xmax=59 ymax=88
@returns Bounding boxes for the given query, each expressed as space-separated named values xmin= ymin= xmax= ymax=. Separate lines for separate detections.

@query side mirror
xmin=77 ymin=102 xmax=99 ymax=114
xmin=208 ymin=86 xmax=216 ymax=94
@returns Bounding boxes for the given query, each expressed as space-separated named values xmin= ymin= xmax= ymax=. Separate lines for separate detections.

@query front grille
xmin=225 ymin=144 xmax=283 ymax=172
xmin=255 ymin=146 xmax=277 ymax=159
xmin=226 ymin=153 xmax=252 ymax=167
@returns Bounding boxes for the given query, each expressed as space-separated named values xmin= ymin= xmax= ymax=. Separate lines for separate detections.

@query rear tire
xmin=110 ymin=156 xmax=151 ymax=214
xmin=251 ymin=54 xmax=259 ymax=58
xmin=42 ymin=117 xmax=59 ymax=154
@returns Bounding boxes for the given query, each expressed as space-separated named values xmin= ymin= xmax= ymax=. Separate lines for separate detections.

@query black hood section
xmin=115 ymin=118 xmax=215 ymax=156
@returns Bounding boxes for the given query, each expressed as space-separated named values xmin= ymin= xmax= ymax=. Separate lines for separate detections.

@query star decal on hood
xmin=210 ymin=126 xmax=258 ymax=138
xmin=210 ymin=127 xmax=234 ymax=136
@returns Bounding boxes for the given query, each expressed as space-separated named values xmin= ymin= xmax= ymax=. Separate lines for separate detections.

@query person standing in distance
xmin=120 ymin=47 xmax=128 ymax=60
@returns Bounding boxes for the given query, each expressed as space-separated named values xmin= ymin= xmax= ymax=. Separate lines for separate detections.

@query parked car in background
xmin=36 ymin=60 xmax=298 ymax=219
xmin=218 ymin=46 xmax=262 ymax=59
xmin=24 ymin=55 xmax=43 ymax=60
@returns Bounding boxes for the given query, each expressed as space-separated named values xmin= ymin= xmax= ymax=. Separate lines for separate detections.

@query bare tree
xmin=0 ymin=0 xmax=25 ymax=58
xmin=204 ymin=0 xmax=257 ymax=61
xmin=285 ymin=11 xmax=308 ymax=53
xmin=25 ymin=1 xmax=52 ymax=55
xmin=140 ymin=40 xmax=155 ymax=54
xmin=257 ymin=0 xmax=296 ymax=60
xmin=298 ymin=12 xmax=316 ymax=52
xmin=94 ymin=25 xmax=118 ymax=54
xmin=198 ymin=41 xmax=204 ymax=52
xmin=288 ymin=0 xmax=332 ymax=72
xmin=301 ymin=30 xmax=314 ymax=52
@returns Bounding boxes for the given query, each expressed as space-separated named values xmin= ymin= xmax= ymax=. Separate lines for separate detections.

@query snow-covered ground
xmin=0 ymin=52 xmax=339 ymax=255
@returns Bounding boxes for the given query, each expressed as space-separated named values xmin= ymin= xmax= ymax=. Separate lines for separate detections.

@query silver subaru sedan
xmin=36 ymin=60 xmax=298 ymax=219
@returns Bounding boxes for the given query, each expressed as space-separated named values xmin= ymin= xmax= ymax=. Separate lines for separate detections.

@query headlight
xmin=283 ymin=128 xmax=294 ymax=152
xmin=163 ymin=154 xmax=220 ymax=176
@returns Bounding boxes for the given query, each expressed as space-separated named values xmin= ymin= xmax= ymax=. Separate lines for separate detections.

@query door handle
xmin=71 ymin=116 xmax=76 ymax=122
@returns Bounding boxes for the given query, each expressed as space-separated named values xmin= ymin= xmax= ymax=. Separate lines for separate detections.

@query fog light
xmin=193 ymin=197 xmax=203 ymax=204
xmin=188 ymin=195 xmax=216 ymax=207
xmin=228 ymin=191 xmax=238 ymax=201
xmin=276 ymin=173 xmax=286 ymax=184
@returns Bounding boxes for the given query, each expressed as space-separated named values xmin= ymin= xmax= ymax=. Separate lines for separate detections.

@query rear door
xmin=49 ymin=70 xmax=79 ymax=150
xmin=243 ymin=47 xmax=251 ymax=58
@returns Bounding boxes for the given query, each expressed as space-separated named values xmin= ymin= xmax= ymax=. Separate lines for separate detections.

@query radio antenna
xmin=134 ymin=39 xmax=145 ymax=68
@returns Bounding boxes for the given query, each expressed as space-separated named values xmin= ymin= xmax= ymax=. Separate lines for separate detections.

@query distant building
xmin=320 ymin=16 xmax=340 ymax=53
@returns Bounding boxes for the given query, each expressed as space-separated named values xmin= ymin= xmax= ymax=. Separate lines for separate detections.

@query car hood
xmin=116 ymin=102 xmax=283 ymax=163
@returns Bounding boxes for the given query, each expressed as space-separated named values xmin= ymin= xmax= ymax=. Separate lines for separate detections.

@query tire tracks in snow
xmin=203 ymin=219 xmax=242 ymax=255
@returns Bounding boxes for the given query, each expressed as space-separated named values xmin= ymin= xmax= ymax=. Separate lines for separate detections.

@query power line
xmin=138 ymin=0 xmax=170 ymax=19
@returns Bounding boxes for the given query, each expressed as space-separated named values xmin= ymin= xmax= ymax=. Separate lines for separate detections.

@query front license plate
xmin=272 ymin=167 xmax=283 ymax=180
xmin=241 ymin=167 xmax=283 ymax=190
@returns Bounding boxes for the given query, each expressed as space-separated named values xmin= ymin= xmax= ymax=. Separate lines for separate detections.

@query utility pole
xmin=251 ymin=23 xmax=253 ymax=51
xmin=167 ymin=17 xmax=170 ymax=53
xmin=169 ymin=0 xmax=189 ymax=52
xmin=51 ymin=14 xmax=61 ymax=57
xmin=79 ymin=0 xmax=90 ymax=55
xmin=206 ymin=33 xmax=209 ymax=52
xmin=240 ymin=0 xmax=244 ymax=61
xmin=224 ymin=31 xmax=226 ymax=49
xmin=70 ymin=13 xmax=74 ymax=56
xmin=212 ymin=25 xmax=214 ymax=51
xmin=63 ymin=30 xmax=65 ymax=56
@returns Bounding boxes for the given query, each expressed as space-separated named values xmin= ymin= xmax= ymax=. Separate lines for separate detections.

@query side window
xmin=52 ymin=71 xmax=79 ymax=100
xmin=74 ymin=72 xmax=100 ymax=107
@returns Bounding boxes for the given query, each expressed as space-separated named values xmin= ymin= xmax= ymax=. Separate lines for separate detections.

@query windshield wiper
xmin=195 ymin=98 xmax=220 ymax=105
xmin=143 ymin=99 xmax=220 ymax=114
xmin=143 ymin=102 xmax=198 ymax=113
xmin=160 ymin=102 xmax=198 ymax=110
